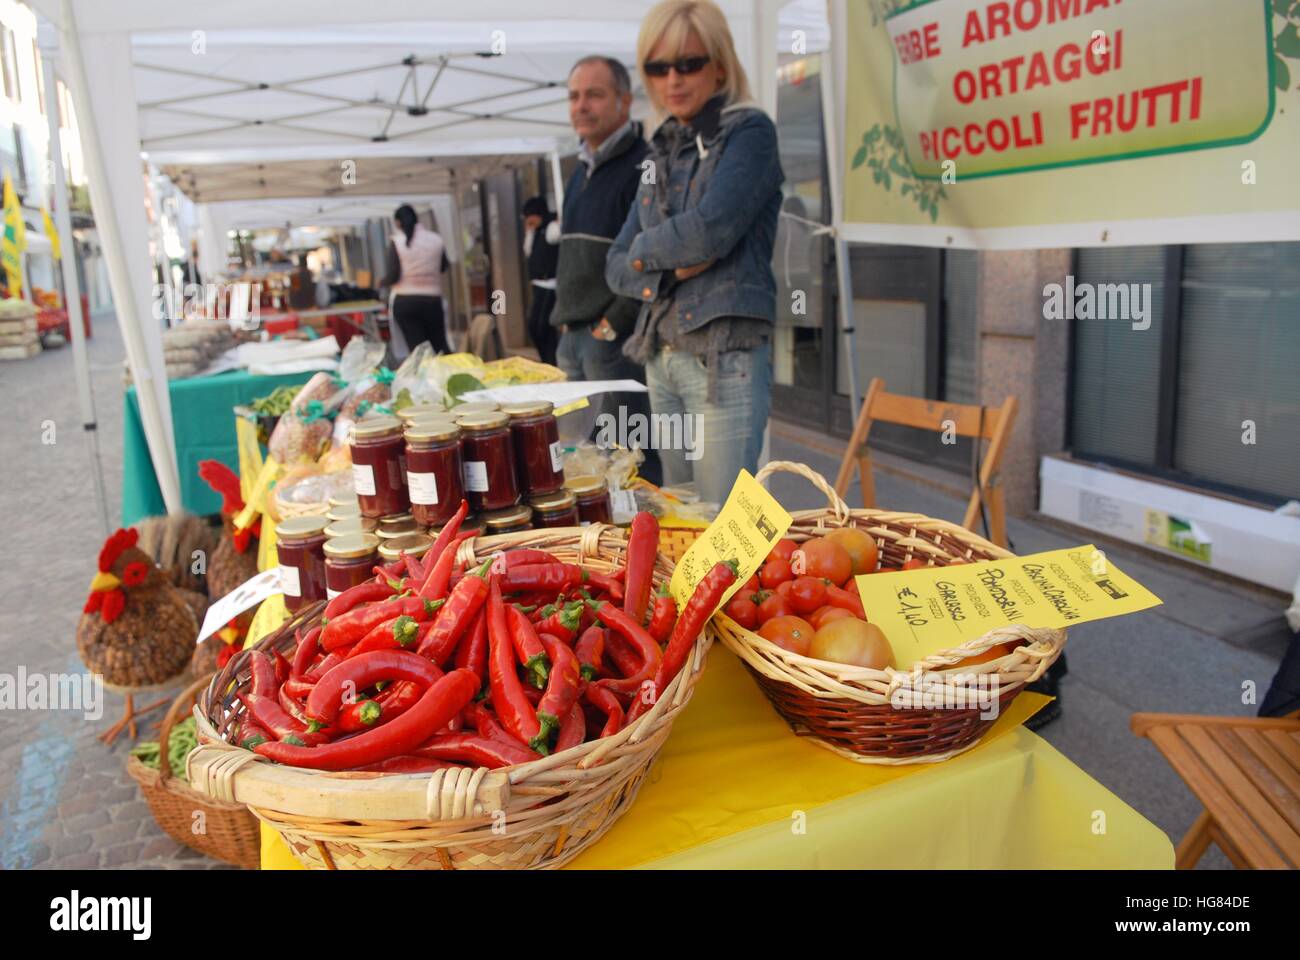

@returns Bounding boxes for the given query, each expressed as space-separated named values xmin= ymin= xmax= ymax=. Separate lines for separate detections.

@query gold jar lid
xmin=352 ymin=415 xmax=404 ymax=440
xmin=483 ymin=504 xmax=534 ymax=530
xmin=327 ymin=501 xmax=362 ymax=521
xmin=565 ymin=475 xmax=609 ymax=495
xmin=276 ymin=515 xmax=330 ymax=540
xmin=328 ymin=493 xmax=358 ymax=508
xmin=530 ymin=489 xmax=577 ymax=512
xmin=323 ymin=532 xmax=381 ymax=560
xmin=451 ymin=400 xmax=500 ymax=416
xmin=456 ymin=411 xmax=510 ymax=432
xmin=396 ymin=403 xmax=445 ymax=423
xmin=377 ymin=516 xmax=423 ymax=539
xmin=378 ymin=533 xmax=434 ymax=561
xmin=501 ymin=400 xmax=555 ymax=418
xmin=325 ymin=517 xmax=378 ymax=538
xmin=405 ymin=419 xmax=461 ymax=443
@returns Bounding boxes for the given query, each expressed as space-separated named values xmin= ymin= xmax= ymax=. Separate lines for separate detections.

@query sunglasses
xmin=643 ymin=55 xmax=712 ymax=78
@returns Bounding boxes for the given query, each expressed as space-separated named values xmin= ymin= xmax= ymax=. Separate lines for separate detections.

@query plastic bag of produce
xmin=266 ymin=372 xmax=340 ymax=464
xmin=390 ymin=342 xmax=445 ymax=410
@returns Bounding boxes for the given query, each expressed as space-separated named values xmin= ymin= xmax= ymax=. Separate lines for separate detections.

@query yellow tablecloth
xmin=248 ymin=597 xmax=1172 ymax=869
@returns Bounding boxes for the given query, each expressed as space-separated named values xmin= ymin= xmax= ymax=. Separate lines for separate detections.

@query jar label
xmin=463 ymin=460 xmax=489 ymax=493
xmin=549 ymin=440 xmax=565 ymax=474
xmin=326 ymin=587 xmax=340 ymax=600
xmin=280 ymin=564 xmax=302 ymax=597
xmin=408 ymin=471 xmax=439 ymax=505
xmin=352 ymin=462 xmax=377 ymax=496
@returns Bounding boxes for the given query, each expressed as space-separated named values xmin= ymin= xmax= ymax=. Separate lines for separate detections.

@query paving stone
xmin=53 ymin=852 xmax=102 ymax=870
xmin=49 ymin=832 xmax=93 ymax=857
xmin=63 ymin=809 xmax=111 ymax=835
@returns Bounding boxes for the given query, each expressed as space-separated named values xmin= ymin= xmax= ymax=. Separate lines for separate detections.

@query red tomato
xmin=757 ymin=615 xmax=815 ymax=656
xmin=768 ymin=538 xmax=799 ymax=564
xmin=756 ymin=591 xmax=793 ymax=624
xmin=744 ymin=573 xmax=761 ymax=592
xmin=796 ymin=538 xmax=853 ymax=587
xmin=725 ymin=591 xmax=760 ymax=630
xmin=775 ymin=580 xmax=794 ymax=601
xmin=902 ymin=558 xmax=928 ymax=570
xmin=809 ymin=605 xmax=855 ymax=630
xmin=759 ymin=558 xmax=793 ymax=590
xmin=788 ymin=576 xmax=827 ymax=615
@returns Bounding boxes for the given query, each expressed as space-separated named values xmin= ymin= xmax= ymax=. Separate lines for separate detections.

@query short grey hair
xmin=569 ymin=56 xmax=632 ymax=97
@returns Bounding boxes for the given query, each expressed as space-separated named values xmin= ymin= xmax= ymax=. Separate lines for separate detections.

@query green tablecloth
xmin=122 ymin=369 xmax=322 ymax=525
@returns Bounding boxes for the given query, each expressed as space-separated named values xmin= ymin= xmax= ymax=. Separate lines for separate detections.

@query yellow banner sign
xmin=853 ymin=544 xmax=1161 ymax=667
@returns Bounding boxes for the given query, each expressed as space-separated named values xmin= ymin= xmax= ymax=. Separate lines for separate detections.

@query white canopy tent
xmin=32 ymin=0 xmax=833 ymax=515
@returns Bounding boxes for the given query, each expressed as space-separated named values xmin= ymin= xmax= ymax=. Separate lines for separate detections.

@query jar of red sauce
xmin=396 ymin=403 xmax=445 ymax=426
xmin=377 ymin=515 xmax=423 ymax=541
xmin=350 ymin=416 xmax=410 ymax=519
xmin=502 ymin=400 xmax=564 ymax=497
xmin=457 ymin=411 xmax=520 ymax=514
xmin=566 ymin=476 xmax=613 ymax=526
xmin=404 ymin=420 xmax=464 ymax=528
xmin=451 ymin=401 xmax=500 ymax=417
xmin=323 ymin=533 xmax=381 ymax=599
xmin=529 ymin=489 xmax=580 ymax=529
xmin=379 ymin=533 xmax=434 ymax=566
xmin=483 ymin=504 xmax=534 ymax=536
xmin=325 ymin=516 xmax=378 ymax=539
xmin=275 ymin=515 xmax=329 ymax=611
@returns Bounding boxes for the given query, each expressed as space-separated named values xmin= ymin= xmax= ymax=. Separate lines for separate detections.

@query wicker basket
xmin=715 ymin=461 xmax=1067 ymax=765
xmin=127 ymin=674 xmax=262 ymax=869
xmin=186 ymin=523 xmax=709 ymax=870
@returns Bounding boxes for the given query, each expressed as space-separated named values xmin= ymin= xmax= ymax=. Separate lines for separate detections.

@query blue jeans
xmin=645 ymin=342 xmax=771 ymax=506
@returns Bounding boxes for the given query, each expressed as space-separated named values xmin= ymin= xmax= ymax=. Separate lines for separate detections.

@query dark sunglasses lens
xmin=678 ymin=56 xmax=710 ymax=75
xmin=644 ymin=61 xmax=670 ymax=77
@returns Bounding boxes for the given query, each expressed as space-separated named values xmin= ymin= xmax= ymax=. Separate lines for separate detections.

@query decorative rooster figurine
xmin=198 ymin=459 xmax=261 ymax=599
xmin=78 ymin=528 xmax=199 ymax=743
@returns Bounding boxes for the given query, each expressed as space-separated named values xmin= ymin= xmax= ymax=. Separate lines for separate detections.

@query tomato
xmin=775 ymin=580 xmax=794 ymax=601
xmin=757 ymin=615 xmax=815 ymax=656
xmin=953 ymin=640 xmax=1020 ymax=667
xmin=725 ymin=591 xmax=760 ymax=630
xmin=809 ymin=605 xmax=855 ymax=630
xmin=768 ymin=538 xmax=800 ymax=564
xmin=824 ymin=527 xmax=879 ymax=576
xmin=788 ymin=576 xmax=827 ymax=615
xmin=902 ymin=558 xmax=928 ymax=571
xmin=756 ymin=591 xmax=793 ymax=624
xmin=809 ymin=619 xmax=893 ymax=669
xmin=743 ymin=573 xmax=761 ymax=592
xmin=795 ymin=537 xmax=853 ymax=587
xmin=759 ymin=558 xmax=793 ymax=590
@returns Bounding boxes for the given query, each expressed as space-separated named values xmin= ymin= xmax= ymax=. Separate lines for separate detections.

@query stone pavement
xmin=0 ymin=318 xmax=1290 ymax=869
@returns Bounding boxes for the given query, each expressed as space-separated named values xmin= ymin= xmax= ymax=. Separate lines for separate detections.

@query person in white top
xmin=384 ymin=204 xmax=451 ymax=354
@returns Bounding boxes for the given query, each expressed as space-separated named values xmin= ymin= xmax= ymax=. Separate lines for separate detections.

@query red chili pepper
xmin=347 ymin=601 xmax=445 ymax=658
xmin=603 ymin=629 xmax=641 ymax=679
xmin=823 ymin=582 xmax=866 ymax=619
xmin=237 ymin=691 xmax=330 ymax=746
xmin=248 ymin=650 xmax=277 ymax=697
xmin=622 ymin=512 xmax=659 ymax=624
xmin=587 ymin=600 xmax=662 ymax=697
xmin=412 ymin=732 xmax=540 ymax=769
xmin=417 ymin=500 xmax=469 ymax=591
xmin=352 ymin=755 xmax=464 ymax=774
xmin=501 ymin=562 xmax=584 ymax=593
xmin=555 ymin=702 xmax=586 ymax=753
xmin=376 ymin=554 xmax=408 ymax=583
xmin=321 ymin=594 xmax=431 ymax=651
xmin=573 ymin=626 xmax=605 ymax=682
xmin=452 ymin=609 xmax=489 ymax=692
xmin=273 ymin=649 xmax=292 ymax=686
xmin=373 ymin=679 xmax=425 ymax=727
xmin=322 ymin=580 xmax=395 ymax=621
xmin=502 ymin=549 xmax=562 ymax=569
xmin=535 ymin=601 xmax=583 ymax=643
xmin=647 ymin=585 xmax=678 ymax=644
xmin=303 ymin=646 xmax=352 ymax=682
xmin=255 ymin=669 xmax=479 ymax=771
xmin=417 ymin=531 xmax=473 ymax=601
xmin=627 ymin=559 xmax=738 ymax=725
xmin=401 ymin=549 xmax=426 ymax=584
xmin=305 ymin=650 xmax=444 ymax=725
xmin=336 ymin=699 xmax=383 ymax=732
xmin=584 ymin=683 xmax=624 ymax=739
xmin=416 ymin=559 xmax=493 ymax=664
xmin=486 ymin=576 xmax=544 ymax=751
xmin=466 ymin=700 xmax=517 ymax=744
xmin=534 ymin=632 xmax=580 ymax=749
xmin=505 ymin=605 xmax=550 ymax=689
xmin=281 ymin=676 xmax=315 ymax=700
xmin=583 ymin=570 xmax=625 ymax=602
xmin=237 ymin=717 xmax=273 ymax=750
xmin=290 ymin=625 xmax=321 ymax=680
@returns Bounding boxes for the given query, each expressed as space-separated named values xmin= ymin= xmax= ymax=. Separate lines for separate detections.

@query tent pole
xmin=548 ymin=151 xmax=564 ymax=217
xmin=39 ymin=24 xmax=109 ymax=538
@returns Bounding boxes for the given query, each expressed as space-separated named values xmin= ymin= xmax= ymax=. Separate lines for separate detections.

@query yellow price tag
xmin=669 ymin=470 xmax=792 ymax=611
xmin=234 ymin=415 xmax=264 ymax=508
xmin=853 ymin=544 xmax=1162 ymax=668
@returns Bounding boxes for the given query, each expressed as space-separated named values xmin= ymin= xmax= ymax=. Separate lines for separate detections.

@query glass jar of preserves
xmin=350 ymin=416 xmax=410 ymax=519
xmin=377 ymin=515 xmax=423 ymax=540
xmin=275 ymin=515 xmax=329 ymax=611
xmin=328 ymin=493 xmax=358 ymax=510
xmin=482 ymin=503 xmax=534 ymax=536
xmin=327 ymin=501 xmax=362 ymax=523
xmin=324 ymin=516 xmax=378 ymax=538
xmin=566 ymin=476 xmax=613 ymax=526
xmin=529 ymin=489 xmax=580 ymax=529
xmin=396 ymin=403 xmax=445 ymax=425
xmin=450 ymin=400 xmax=500 ymax=417
xmin=457 ymin=411 xmax=520 ymax=514
xmin=404 ymin=420 xmax=464 ymax=528
xmin=378 ymin=533 xmax=434 ymax=565
xmin=502 ymin=400 xmax=564 ymax=497
xmin=323 ymin=533 xmax=381 ymax=599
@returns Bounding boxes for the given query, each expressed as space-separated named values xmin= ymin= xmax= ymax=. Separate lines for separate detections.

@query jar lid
xmin=352 ymin=415 xmax=404 ymax=439
xmin=483 ymin=504 xmax=534 ymax=530
xmin=396 ymin=403 xmax=445 ymax=423
xmin=328 ymin=493 xmax=358 ymax=509
xmin=377 ymin=517 xmax=423 ymax=539
xmin=501 ymin=400 xmax=555 ymax=418
xmin=451 ymin=400 xmax=500 ymax=416
xmin=530 ymin=489 xmax=577 ymax=512
xmin=565 ymin=475 xmax=609 ymax=495
xmin=380 ymin=512 xmax=414 ymax=525
xmin=276 ymin=515 xmax=330 ymax=539
xmin=405 ymin=419 xmax=461 ymax=442
xmin=327 ymin=502 xmax=362 ymax=521
xmin=456 ymin=411 xmax=510 ymax=431
xmin=325 ymin=517 xmax=379 ymax=538
xmin=323 ymin=532 xmax=381 ymax=559
xmin=378 ymin=533 xmax=434 ymax=561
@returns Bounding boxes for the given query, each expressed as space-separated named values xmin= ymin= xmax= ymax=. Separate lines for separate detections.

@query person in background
xmin=384 ymin=204 xmax=451 ymax=355
xmin=606 ymin=0 xmax=782 ymax=506
xmin=287 ymin=253 xmax=315 ymax=310
xmin=553 ymin=55 xmax=660 ymax=484
xmin=522 ymin=196 xmax=559 ymax=366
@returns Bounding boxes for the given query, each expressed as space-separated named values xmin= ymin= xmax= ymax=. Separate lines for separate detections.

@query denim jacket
xmin=605 ymin=96 xmax=784 ymax=340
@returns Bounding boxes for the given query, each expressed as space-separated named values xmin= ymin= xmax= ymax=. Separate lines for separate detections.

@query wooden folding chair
xmin=833 ymin=378 xmax=1019 ymax=547
xmin=1131 ymin=711 xmax=1300 ymax=869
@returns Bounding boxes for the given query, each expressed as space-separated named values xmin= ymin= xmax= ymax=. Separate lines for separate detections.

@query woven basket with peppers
xmin=188 ymin=505 xmax=732 ymax=870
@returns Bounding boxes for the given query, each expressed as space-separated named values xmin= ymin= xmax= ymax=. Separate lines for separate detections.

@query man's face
xmin=568 ymin=61 xmax=630 ymax=149
xmin=523 ymin=214 xmax=543 ymax=232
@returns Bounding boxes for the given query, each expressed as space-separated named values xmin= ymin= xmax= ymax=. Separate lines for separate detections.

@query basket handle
xmin=158 ymin=672 xmax=215 ymax=785
xmin=753 ymin=460 xmax=851 ymax=525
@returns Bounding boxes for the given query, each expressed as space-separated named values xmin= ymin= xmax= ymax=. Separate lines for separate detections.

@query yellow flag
xmin=2 ymin=174 xmax=25 ymax=295
xmin=41 ymin=206 xmax=60 ymax=260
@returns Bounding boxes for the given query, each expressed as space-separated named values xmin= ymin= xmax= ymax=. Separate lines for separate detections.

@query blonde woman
xmin=606 ymin=0 xmax=783 ymax=505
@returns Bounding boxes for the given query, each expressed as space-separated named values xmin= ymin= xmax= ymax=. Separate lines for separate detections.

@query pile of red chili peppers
xmin=232 ymin=504 xmax=738 ymax=773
